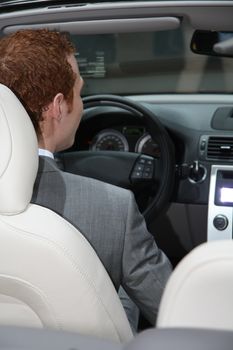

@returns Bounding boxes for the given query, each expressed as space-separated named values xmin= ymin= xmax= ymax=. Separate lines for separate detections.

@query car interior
xmin=0 ymin=0 xmax=233 ymax=348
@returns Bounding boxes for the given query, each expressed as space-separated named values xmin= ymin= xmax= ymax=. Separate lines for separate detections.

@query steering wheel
xmin=61 ymin=95 xmax=175 ymax=224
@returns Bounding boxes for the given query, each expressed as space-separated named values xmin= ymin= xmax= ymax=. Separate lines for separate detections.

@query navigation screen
xmin=220 ymin=187 xmax=233 ymax=203
xmin=215 ymin=170 xmax=233 ymax=206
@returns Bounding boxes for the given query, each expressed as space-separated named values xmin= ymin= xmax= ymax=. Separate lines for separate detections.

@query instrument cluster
xmin=90 ymin=126 xmax=161 ymax=158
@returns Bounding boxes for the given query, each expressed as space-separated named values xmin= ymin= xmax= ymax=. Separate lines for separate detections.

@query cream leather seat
xmin=0 ymin=84 xmax=133 ymax=343
xmin=157 ymin=240 xmax=233 ymax=331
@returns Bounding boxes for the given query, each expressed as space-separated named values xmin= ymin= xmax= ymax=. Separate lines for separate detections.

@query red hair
xmin=0 ymin=29 xmax=76 ymax=134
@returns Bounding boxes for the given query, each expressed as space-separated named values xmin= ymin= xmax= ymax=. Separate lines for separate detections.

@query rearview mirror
xmin=191 ymin=30 xmax=233 ymax=58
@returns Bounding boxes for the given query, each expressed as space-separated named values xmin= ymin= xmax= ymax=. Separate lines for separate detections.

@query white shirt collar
xmin=38 ymin=148 xmax=54 ymax=159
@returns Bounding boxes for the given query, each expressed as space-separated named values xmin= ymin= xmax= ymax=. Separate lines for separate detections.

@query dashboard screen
xmin=123 ymin=126 xmax=144 ymax=137
xmin=220 ymin=187 xmax=233 ymax=204
xmin=215 ymin=170 xmax=233 ymax=206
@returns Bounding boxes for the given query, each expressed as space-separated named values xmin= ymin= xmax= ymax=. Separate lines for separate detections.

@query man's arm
xmin=121 ymin=191 xmax=173 ymax=325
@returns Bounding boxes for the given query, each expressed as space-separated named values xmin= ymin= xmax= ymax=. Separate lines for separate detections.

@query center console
xmin=208 ymin=165 xmax=233 ymax=240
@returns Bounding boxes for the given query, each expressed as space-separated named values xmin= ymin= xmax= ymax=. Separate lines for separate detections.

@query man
xmin=0 ymin=29 xmax=172 ymax=328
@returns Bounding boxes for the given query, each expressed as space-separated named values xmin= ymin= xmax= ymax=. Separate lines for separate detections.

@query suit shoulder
xmin=64 ymin=171 xmax=133 ymax=200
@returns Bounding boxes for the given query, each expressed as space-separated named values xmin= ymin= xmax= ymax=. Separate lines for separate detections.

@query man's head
xmin=0 ymin=29 xmax=84 ymax=152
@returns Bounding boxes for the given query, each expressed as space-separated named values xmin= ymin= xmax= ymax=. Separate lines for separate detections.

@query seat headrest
xmin=0 ymin=84 xmax=38 ymax=215
xmin=157 ymin=240 xmax=233 ymax=330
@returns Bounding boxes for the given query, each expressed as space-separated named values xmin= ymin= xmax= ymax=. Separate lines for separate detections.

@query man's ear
xmin=52 ymin=93 xmax=65 ymax=121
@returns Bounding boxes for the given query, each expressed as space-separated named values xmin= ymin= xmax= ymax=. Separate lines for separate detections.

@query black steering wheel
xmin=61 ymin=95 xmax=175 ymax=224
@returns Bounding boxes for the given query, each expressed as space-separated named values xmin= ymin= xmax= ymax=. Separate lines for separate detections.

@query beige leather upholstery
xmin=0 ymin=84 xmax=133 ymax=342
xmin=157 ymin=240 xmax=233 ymax=331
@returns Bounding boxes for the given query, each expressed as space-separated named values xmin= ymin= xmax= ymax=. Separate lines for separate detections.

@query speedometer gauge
xmin=91 ymin=129 xmax=129 ymax=152
xmin=135 ymin=133 xmax=160 ymax=157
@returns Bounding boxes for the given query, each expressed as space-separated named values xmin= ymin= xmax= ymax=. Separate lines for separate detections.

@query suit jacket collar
xmin=38 ymin=156 xmax=60 ymax=173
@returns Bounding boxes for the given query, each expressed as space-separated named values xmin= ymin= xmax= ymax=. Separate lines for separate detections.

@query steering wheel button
xmin=135 ymin=165 xmax=144 ymax=172
xmin=132 ymin=171 xmax=143 ymax=178
xmin=143 ymin=172 xmax=151 ymax=178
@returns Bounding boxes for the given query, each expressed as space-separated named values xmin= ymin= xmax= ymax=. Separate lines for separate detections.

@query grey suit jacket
xmin=31 ymin=156 xmax=172 ymax=325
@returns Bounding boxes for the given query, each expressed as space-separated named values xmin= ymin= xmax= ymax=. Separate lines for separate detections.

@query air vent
xmin=207 ymin=137 xmax=233 ymax=159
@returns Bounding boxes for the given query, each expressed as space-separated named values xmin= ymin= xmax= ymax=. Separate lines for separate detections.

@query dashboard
xmin=67 ymin=94 xmax=233 ymax=207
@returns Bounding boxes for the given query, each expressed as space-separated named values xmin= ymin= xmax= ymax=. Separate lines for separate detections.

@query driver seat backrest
xmin=0 ymin=84 xmax=133 ymax=342
xmin=157 ymin=240 xmax=233 ymax=331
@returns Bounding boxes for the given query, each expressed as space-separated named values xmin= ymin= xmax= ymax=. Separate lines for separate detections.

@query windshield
xmin=71 ymin=29 xmax=233 ymax=95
